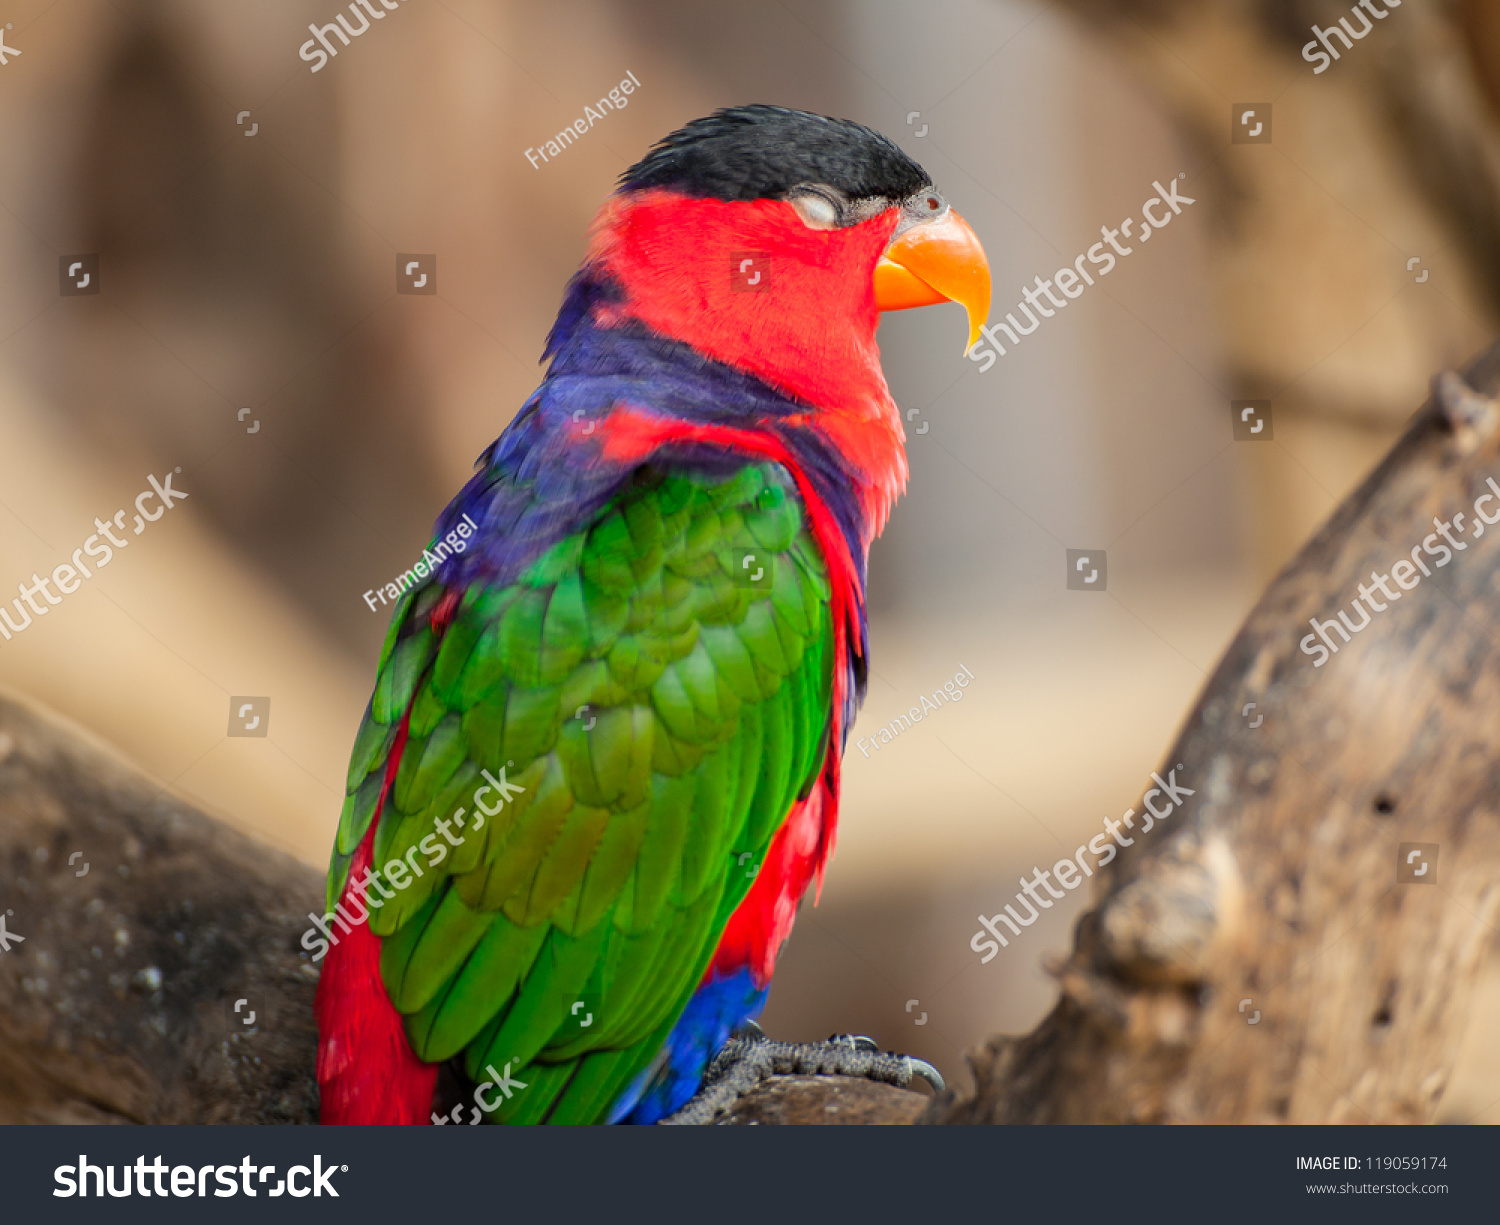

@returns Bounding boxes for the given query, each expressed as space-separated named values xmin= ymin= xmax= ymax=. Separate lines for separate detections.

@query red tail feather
xmin=315 ymin=717 xmax=437 ymax=1124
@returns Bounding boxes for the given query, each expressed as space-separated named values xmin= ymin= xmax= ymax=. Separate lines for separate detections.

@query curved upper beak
xmin=873 ymin=207 xmax=991 ymax=351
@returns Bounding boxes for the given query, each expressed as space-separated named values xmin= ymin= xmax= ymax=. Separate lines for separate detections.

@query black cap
xmin=620 ymin=105 xmax=930 ymax=203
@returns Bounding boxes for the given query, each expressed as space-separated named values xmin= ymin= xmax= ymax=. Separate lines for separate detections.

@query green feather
xmin=464 ymin=919 xmax=612 ymax=1078
xmin=373 ymin=627 xmax=431 ymax=722
xmin=620 ymin=772 xmax=694 ymax=932
xmin=408 ymin=913 xmax=549 ymax=1061
xmin=381 ymin=887 xmax=494 ymax=1014
xmin=345 ymin=704 xmax=395 ymax=791
xmin=338 ymin=460 xmax=836 ymax=1123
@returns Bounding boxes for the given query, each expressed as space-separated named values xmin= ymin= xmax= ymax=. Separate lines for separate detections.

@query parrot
xmin=314 ymin=104 xmax=991 ymax=1125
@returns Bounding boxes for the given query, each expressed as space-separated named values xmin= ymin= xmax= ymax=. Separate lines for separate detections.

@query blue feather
xmin=607 ymin=969 xmax=768 ymax=1124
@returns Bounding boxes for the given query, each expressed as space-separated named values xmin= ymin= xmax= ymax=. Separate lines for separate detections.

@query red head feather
xmin=582 ymin=188 xmax=910 ymax=541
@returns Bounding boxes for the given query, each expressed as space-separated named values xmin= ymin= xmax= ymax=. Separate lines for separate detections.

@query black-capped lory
xmin=315 ymin=105 xmax=991 ymax=1124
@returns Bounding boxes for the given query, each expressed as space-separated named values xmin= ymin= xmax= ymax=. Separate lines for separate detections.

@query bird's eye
xmin=804 ymin=197 xmax=838 ymax=225
xmin=790 ymin=191 xmax=841 ymax=228
xmin=925 ymin=195 xmax=941 ymax=211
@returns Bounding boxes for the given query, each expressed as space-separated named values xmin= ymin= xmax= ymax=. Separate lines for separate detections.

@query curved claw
xmin=734 ymin=1019 xmax=766 ymax=1041
xmin=905 ymin=1056 xmax=946 ymax=1094
xmin=828 ymin=1033 xmax=881 ymax=1052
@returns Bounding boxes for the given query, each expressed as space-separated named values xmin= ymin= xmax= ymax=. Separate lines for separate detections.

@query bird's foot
xmin=658 ymin=1029 xmax=944 ymax=1125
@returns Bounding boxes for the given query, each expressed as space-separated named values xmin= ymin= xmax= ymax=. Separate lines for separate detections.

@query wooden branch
xmin=0 ymin=699 xmax=322 ymax=1123
xmin=5 ymin=341 xmax=1500 ymax=1125
xmin=924 ymin=344 xmax=1500 ymax=1124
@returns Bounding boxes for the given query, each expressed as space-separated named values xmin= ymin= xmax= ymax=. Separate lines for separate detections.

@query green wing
xmin=329 ymin=460 xmax=833 ymax=1123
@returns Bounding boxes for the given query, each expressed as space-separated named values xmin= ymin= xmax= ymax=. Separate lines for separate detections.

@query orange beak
xmin=873 ymin=207 xmax=991 ymax=351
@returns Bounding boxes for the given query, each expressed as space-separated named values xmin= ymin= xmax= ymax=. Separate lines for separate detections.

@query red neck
xmin=583 ymin=189 xmax=908 ymax=539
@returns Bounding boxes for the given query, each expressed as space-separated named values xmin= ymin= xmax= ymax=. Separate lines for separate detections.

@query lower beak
xmin=873 ymin=207 xmax=991 ymax=351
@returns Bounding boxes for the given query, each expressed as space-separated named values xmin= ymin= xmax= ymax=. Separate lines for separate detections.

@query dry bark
xmin=5 ymin=342 xmax=1500 ymax=1125
xmin=0 ymin=700 xmax=322 ymax=1124
xmin=926 ymin=344 xmax=1500 ymax=1124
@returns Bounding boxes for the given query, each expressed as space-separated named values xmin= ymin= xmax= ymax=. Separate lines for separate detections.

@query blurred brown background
xmin=1 ymin=0 xmax=1497 ymax=1120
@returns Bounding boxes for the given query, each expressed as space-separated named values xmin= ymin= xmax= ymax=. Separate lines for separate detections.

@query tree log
xmin=4 ymin=341 xmax=1500 ymax=1125
xmin=926 ymin=346 xmax=1500 ymax=1124
xmin=0 ymin=703 xmax=322 ymax=1124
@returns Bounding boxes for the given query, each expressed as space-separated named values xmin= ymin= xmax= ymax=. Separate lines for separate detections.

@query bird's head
xmin=568 ymin=105 xmax=991 ymax=422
